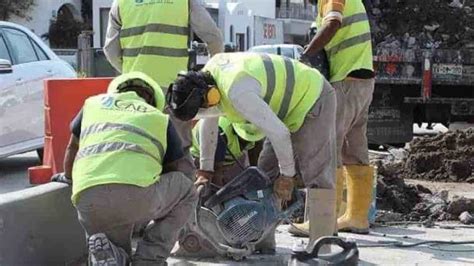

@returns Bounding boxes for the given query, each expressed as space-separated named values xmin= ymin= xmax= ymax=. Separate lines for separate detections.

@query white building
xmin=10 ymin=0 xmax=82 ymax=43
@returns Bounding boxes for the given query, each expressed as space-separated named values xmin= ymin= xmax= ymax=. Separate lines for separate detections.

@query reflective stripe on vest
xmin=76 ymin=141 xmax=161 ymax=164
xmin=119 ymin=0 xmax=190 ymax=88
xmin=203 ymin=53 xmax=323 ymax=139
xmin=72 ymin=92 xmax=168 ymax=205
xmin=316 ymin=1 xmax=373 ymax=82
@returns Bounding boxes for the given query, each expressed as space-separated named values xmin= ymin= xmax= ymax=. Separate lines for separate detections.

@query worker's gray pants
xmin=256 ymin=79 xmax=337 ymax=249
xmin=75 ymin=172 xmax=197 ymax=265
xmin=332 ymin=78 xmax=375 ymax=167
xmin=258 ymin=79 xmax=337 ymax=189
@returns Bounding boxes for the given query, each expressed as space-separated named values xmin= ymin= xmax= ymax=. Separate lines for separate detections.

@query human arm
xmin=303 ymin=0 xmax=344 ymax=57
xmin=103 ymin=0 xmax=123 ymax=72
xmin=190 ymin=0 xmax=224 ymax=56
xmin=58 ymin=109 xmax=83 ymax=182
xmin=63 ymin=135 xmax=79 ymax=180
xmin=228 ymin=77 xmax=296 ymax=177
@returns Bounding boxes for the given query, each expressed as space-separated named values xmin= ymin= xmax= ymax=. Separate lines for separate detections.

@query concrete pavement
xmin=168 ymin=224 xmax=474 ymax=265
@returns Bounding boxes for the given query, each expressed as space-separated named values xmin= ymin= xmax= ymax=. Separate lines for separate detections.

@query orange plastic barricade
xmin=29 ymin=78 xmax=112 ymax=184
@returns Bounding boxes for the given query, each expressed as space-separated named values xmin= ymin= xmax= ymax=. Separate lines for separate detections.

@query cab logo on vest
xmin=101 ymin=96 xmax=151 ymax=113
xmin=101 ymin=96 xmax=115 ymax=108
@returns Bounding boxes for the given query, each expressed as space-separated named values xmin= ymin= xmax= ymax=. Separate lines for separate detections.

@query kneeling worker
xmin=190 ymin=117 xmax=254 ymax=186
xmin=54 ymin=72 xmax=197 ymax=265
xmin=166 ymin=52 xmax=337 ymax=250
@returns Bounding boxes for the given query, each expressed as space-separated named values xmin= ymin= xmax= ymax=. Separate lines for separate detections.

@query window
xmin=3 ymin=28 xmax=38 ymax=64
xmin=0 ymin=34 xmax=11 ymax=61
xmin=100 ymin=8 xmax=111 ymax=47
xmin=280 ymin=47 xmax=294 ymax=59
xmin=236 ymin=33 xmax=245 ymax=52
xmin=230 ymin=25 xmax=234 ymax=43
xmin=246 ymin=27 xmax=251 ymax=50
xmin=32 ymin=40 xmax=49 ymax=61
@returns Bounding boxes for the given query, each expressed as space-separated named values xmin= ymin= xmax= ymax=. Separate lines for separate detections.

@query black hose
xmin=357 ymin=240 xmax=474 ymax=250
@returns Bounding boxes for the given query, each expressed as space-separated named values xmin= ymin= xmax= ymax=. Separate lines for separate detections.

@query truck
xmin=368 ymin=48 xmax=474 ymax=146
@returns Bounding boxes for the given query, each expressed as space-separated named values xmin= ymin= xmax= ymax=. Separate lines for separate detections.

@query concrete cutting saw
xmin=175 ymin=167 xmax=303 ymax=261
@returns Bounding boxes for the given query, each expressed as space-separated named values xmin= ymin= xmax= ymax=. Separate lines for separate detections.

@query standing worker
xmin=104 ymin=0 xmax=224 ymax=157
xmin=292 ymin=0 xmax=375 ymax=235
xmin=53 ymin=72 xmax=197 ymax=265
xmin=166 ymin=52 xmax=337 ymax=251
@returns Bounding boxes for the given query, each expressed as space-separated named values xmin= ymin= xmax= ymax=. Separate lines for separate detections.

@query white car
xmin=0 ymin=22 xmax=76 ymax=159
xmin=248 ymin=44 xmax=304 ymax=60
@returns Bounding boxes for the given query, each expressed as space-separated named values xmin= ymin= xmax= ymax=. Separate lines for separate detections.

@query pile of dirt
xmin=405 ymin=129 xmax=474 ymax=183
xmin=374 ymin=129 xmax=474 ymax=223
xmin=366 ymin=0 xmax=474 ymax=49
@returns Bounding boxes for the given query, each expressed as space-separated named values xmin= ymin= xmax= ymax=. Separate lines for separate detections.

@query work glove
xmin=273 ymin=175 xmax=295 ymax=203
xmin=51 ymin=172 xmax=72 ymax=185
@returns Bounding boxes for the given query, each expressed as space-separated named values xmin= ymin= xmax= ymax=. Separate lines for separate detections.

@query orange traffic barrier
xmin=28 ymin=78 xmax=112 ymax=184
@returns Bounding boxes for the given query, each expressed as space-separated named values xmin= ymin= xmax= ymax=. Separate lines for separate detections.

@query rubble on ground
xmin=372 ymin=129 xmax=474 ymax=223
xmin=366 ymin=0 xmax=474 ymax=49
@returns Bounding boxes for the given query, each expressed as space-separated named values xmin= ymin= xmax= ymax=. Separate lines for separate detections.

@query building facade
xmin=10 ymin=0 xmax=82 ymax=45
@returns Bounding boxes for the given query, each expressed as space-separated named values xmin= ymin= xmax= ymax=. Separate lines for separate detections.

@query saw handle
xmin=309 ymin=237 xmax=356 ymax=258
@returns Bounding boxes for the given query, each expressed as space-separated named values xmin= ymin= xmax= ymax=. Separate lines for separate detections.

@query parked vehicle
xmin=369 ymin=48 xmax=474 ymax=146
xmin=0 ymin=22 xmax=76 ymax=159
xmin=249 ymin=44 xmax=304 ymax=60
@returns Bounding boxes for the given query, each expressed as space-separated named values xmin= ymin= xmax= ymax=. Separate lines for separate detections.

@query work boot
xmin=88 ymin=233 xmax=128 ymax=266
xmin=288 ymin=168 xmax=345 ymax=237
xmin=308 ymin=188 xmax=337 ymax=254
xmin=337 ymin=165 xmax=374 ymax=234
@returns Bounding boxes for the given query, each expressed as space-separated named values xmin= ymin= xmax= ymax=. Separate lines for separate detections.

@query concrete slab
xmin=168 ymin=224 xmax=474 ymax=265
xmin=0 ymin=151 xmax=38 ymax=194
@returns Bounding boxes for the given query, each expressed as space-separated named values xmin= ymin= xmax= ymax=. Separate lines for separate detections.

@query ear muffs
xmin=206 ymin=86 xmax=221 ymax=107
xmin=179 ymin=71 xmax=221 ymax=107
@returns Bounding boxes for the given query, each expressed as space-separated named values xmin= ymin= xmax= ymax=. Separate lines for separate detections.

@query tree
xmin=0 ymin=0 xmax=35 ymax=21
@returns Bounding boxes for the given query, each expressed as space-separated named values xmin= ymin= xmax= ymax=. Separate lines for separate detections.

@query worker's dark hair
xmin=117 ymin=78 xmax=156 ymax=107
xmin=166 ymin=71 xmax=215 ymax=121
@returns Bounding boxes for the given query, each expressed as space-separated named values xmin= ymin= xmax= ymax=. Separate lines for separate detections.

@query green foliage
xmin=0 ymin=0 xmax=35 ymax=21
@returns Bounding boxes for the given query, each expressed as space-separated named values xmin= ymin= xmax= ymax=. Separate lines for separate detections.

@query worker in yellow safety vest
xmin=191 ymin=117 xmax=255 ymax=186
xmin=291 ymin=0 xmax=376 ymax=236
xmin=104 ymin=0 xmax=224 ymax=169
xmin=166 ymin=52 xmax=337 ymax=251
xmin=52 ymin=72 xmax=197 ymax=265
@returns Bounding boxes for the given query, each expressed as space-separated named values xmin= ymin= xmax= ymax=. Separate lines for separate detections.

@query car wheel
xmin=37 ymin=148 xmax=44 ymax=162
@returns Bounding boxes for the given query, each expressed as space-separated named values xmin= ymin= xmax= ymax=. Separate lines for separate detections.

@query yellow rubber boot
xmin=288 ymin=192 xmax=310 ymax=237
xmin=337 ymin=165 xmax=374 ymax=234
xmin=335 ymin=168 xmax=346 ymax=218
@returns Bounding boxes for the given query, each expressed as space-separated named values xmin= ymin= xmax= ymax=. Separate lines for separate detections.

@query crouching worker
xmin=166 ymin=52 xmax=337 ymax=251
xmin=190 ymin=117 xmax=254 ymax=186
xmin=54 ymin=72 xmax=197 ymax=265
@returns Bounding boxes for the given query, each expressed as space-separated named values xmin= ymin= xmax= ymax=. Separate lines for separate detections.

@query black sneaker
xmin=88 ymin=233 xmax=127 ymax=266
